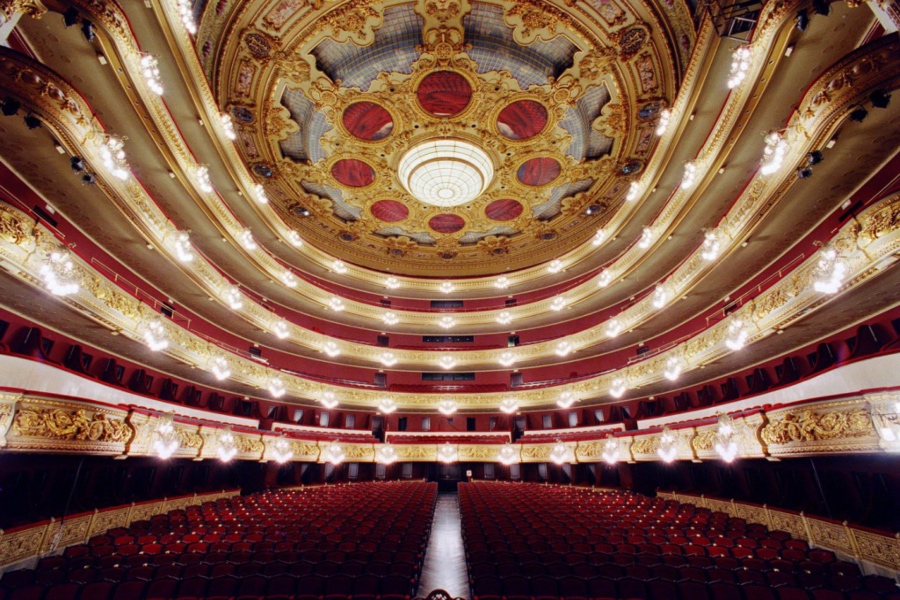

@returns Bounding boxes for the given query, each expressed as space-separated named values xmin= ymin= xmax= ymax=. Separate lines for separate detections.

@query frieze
xmin=760 ymin=408 xmax=875 ymax=446
xmin=11 ymin=405 xmax=132 ymax=444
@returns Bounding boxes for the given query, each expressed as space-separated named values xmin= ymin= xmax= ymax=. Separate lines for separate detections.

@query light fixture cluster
xmin=550 ymin=440 xmax=569 ymax=465
xmin=153 ymin=413 xmax=180 ymax=459
xmin=175 ymin=0 xmax=197 ymax=34
xmin=700 ymin=229 xmax=721 ymax=261
xmin=496 ymin=311 xmax=512 ymax=325
xmin=272 ymin=318 xmax=289 ymax=339
xmin=656 ymin=109 xmax=671 ymax=136
xmin=40 ymin=250 xmax=80 ymax=296
xmin=663 ymin=356 xmax=682 ymax=381
xmin=379 ymin=352 xmax=397 ymax=367
xmin=220 ymin=113 xmax=236 ymax=140
xmin=760 ymin=132 xmax=789 ymax=175
xmin=143 ymin=318 xmax=170 ymax=352
xmin=592 ymin=230 xmax=606 ymax=246
xmin=332 ymin=260 xmax=348 ymax=274
xmin=626 ymin=181 xmax=640 ymax=202
xmin=609 ymin=378 xmax=627 ymax=398
xmin=714 ymin=414 xmax=739 ymax=462
xmin=438 ymin=355 xmax=456 ymax=370
xmin=377 ymin=444 xmax=398 ymax=465
xmin=550 ymin=296 xmax=567 ymax=311
xmin=239 ymin=229 xmax=257 ymax=251
xmin=268 ymin=377 xmax=286 ymax=398
xmin=320 ymin=391 xmax=339 ymax=409
xmin=555 ymin=341 xmax=573 ymax=357
xmin=217 ymin=426 xmax=237 ymax=462
xmin=281 ymin=270 xmax=297 ymax=288
xmin=438 ymin=316 xmax=455 ymax=330
xmin=323 ymin=341 xmax=341 ymax=357
xmin=439 ymin=281 xmax=454 ymax=294
xmin=287 ymin=231 xmax=303 ymax=247
xmin=681 ymin=162 xmax=698 ymax=189
xmin=499 ymin=398 xmax=519 ymax=414
xmin=100 ymin=136 xmax=129 ymax=180
xmin=605 ymin=319 xmax=622 ymax=338
xmin=727 ymin=45 xmax=752 ymax=89
xmin=547 ymin=260 xmax=563 ymax=274
xmin=494 ymin=276 xmax=510 ymax=289
xmin=602 ymin=436 xmax=620 ymax=465
xmin=725 ymin=318 xmax=748 ymax=350
xmin=638 ymin=227 xmax=653 ymax=249
xmin=498 ymin=351 xmax=516 ymax=367
xmin=223 ymin=285 xmax=243 ymax=310
xmin=498 ymin=443 xmax=519 ymax=465
xmin=141 ymin=54 xmax=163 ymax=95
xmin=174 ymin=231 xmax=194 ymax=262
xmin=438 ymin=442 xmax=458 ymax=464
xmin=194 ymin=165 xmax=213 ymax=193
xmin=812 ymin=246 xmax=847 ymax=294
xmin=657 ymin=427 xmax=678 ymax=463
xmin=378 ymin=398 xmax=397 ymax=414
xmin=383 ymin=312 xmax=399 ymax=326
xmin=254 ymin=184 xmax=268 ymax=204
xmin=272 ymin=434 xmax=293 ymax=464
xmin=211 ymin=355 xmax=231 ymax=380
xmin=557 ymin=391 xmax=575 ymax=409
xmin=328 ymin=296 xmax=345 ymax=312
xmin=438 ymin=399 xmax=458 ymax=415
xmin=597 ymin=269 xmax=614 ymax=288
xmin=385 ymin=276 xmax=400 ymax=289
xmin=651 ymin=284 xmax=669 ymax=309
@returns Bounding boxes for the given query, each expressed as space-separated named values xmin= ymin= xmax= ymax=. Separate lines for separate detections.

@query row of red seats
xmin=459 ymin=484 xmax=899 ymax=600
xmin=1 ymin=482 xmax=437 ymax=600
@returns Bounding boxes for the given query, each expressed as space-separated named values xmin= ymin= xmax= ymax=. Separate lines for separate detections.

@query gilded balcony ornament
xmin=0 ymin=0 xmax=46 ymax=22
xmin=761 ymin=408 xmax=875 ymax=445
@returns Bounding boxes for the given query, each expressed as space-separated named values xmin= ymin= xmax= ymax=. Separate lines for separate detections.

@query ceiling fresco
xmin=201 ymin=0 xmax=694 ymax=275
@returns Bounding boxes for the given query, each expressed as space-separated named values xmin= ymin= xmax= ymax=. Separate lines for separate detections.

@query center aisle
xmin=418 ymin=492 xmax=471 ymax=600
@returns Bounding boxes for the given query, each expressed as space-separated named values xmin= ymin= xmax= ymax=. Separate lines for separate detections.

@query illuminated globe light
xmin=398 ymin=139 xmax=494 ymax=207
xmin=499 ymin=398 xmax=519 ymax=414
xmin=550 ymin=441 xmax=569 ymax=465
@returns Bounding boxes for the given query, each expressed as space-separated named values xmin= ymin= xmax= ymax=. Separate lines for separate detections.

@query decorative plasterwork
xmin=658 ymin=491 xmax=900 ymax=573
xmin=9 ymin=5 xmax=884 ymax=345
xmin=1 ymin=30 xmax=897 ymax=373
xmin=79 ymin=0 xmax=696 ymax=289
xmin=0 ymin=183 xmax=898 ymax=409
xmin=0 ymin=489 xmax=239 ymax=569
xmin=3 ymin=392 xmax=898 ymax=465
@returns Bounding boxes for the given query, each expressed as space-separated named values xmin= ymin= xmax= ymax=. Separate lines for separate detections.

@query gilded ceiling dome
xmin=203 ymin=0 xmax=694 ymax=275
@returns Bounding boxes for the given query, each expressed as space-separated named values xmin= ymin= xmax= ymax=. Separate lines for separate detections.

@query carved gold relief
xmin=760 ymin=408 xmax=875 ymax=445
xmin=12 ymin=407 xmax=132 ymax=443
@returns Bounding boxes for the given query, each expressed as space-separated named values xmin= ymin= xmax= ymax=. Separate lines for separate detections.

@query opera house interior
xmin=0 ymin=0 xmax=898 ymax=596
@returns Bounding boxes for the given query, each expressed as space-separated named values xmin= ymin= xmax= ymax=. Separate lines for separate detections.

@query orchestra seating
xmin=0 ymin=481 xmax=436 ymax=600
xmin=460 ymin=482 xmax=899 ymax=600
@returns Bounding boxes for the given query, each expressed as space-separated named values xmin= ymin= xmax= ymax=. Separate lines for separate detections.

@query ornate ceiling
xmin=204 ymin=0 xmax=693 ymax=275
xmin=0 ymin=0 xmax=897 ymax=416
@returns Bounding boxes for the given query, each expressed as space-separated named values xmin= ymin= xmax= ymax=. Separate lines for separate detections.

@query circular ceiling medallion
xmin=398 ymin=138 xmax=494 ymax=207
xmin=497 ymin=100 xmax=549 ymax=140
xmin=331 ymin=159 xmax=375 ymax=187
xmin=417 ymin=71 xmax=472 ymax=117
xmin=517 ymin=157 xmax=561 ymax=187
xmin=485 ymin=199 xmax=524 ymax=221
xmin=342 ymin=102 xmax=394 ymax=141
xmin=370 ymin=200 xmax=409 ymax=222
xmin=429 ymin=214 xmax=466 ymax=234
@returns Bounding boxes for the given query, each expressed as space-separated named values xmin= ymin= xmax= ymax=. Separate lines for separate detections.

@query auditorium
xmin=0 ymin=0 xmax=898 ymax=596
